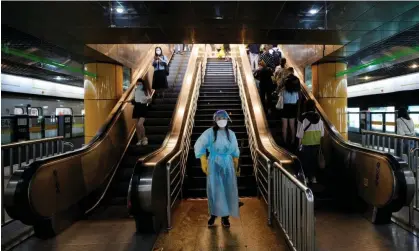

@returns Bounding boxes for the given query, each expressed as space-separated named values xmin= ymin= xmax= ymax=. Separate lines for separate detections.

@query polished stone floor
xmin=153 ymin=198 xmax=289 ymax=251
xmin=315 ymin=207 xmax=419 ymax=251
xmin=11 ymin=210 xmax=157 ymax=251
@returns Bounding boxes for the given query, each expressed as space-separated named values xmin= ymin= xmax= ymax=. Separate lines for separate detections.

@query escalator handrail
xmin=4 ymin=44 xmax=173 ymax=223
xmin=128 ymin=46 xmax=206 ymax=221
xmin=233 ymin=46 xmax=301 ymax=172
xmin=282 ymin=50 xmax=402 ymax=162
xmin=136 ymin=46 xmax=203 ymax=166
xmin=280 ymin=48 xmax=414 ymax=207
xmin=137 ymin=48 xmax=197 ymax=163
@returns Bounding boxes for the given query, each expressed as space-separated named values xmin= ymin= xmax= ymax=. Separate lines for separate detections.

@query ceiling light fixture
xmin=364 ymin=76 xmax=370 ymax=80
xmin=410 ymin=64 xmax=418 ymax=69
xmin=55 ymin=76 xmax=62 ymax=80
xmin=116 ymin=7 xmax=124 ymax=13
xmin=309 ymin=9 xmax=319 ymax=15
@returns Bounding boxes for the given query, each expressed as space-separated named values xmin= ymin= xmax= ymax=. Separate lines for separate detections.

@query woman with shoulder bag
xmin=131 ymin=78 xmax=152 ymax=146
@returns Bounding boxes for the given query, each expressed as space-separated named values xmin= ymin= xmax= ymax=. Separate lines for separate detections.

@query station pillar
xmin=84 ymin=63 xmax=123 ymax=143
xmin=311 ymin=62 xmax=348 ymax=140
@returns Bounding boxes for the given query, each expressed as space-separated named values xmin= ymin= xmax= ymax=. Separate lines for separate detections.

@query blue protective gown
xmin=194 ymin=128 xmax=240 ymax=217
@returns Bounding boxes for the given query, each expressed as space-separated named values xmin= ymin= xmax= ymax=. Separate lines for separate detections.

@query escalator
xmin=96 ymin=51 xmax=191 ymax=213
xmin=151 ymin=56 xmax=288 ymax=251
xmin=4 ymin=45 xmax=195 ymax=244
xmin=235 ymin=45 xmax=417 ymax=250
xmin=185 ymin=58 xmax=256 ymax=198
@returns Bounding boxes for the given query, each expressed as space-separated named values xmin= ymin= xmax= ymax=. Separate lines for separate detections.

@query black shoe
xmin=208 ymin=215 xmax=216 ymax=227
xmin=221 ymin=217 xmax=230 ymax=228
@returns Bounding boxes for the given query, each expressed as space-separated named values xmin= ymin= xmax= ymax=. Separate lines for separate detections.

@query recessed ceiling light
xmin=364 ymin=76 xmax=370 ymax=80
xmin=309 ymin=9 xmax=318 ymax=15
xmin=410 ymin=64 xmax=418 ymax=69
xmin=116 ymin=7 xmax=124 ymax=13
xmin=55 ymin=76 xmax=62 ymax=80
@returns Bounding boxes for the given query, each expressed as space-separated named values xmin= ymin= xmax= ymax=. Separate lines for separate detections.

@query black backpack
xmin=273 ymin=50 xmax=282 ymax=67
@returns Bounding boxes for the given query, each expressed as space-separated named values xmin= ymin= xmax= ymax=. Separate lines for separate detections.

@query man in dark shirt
xmin=259 ymin=45 xmax=275 ymax=70
xmin=254 ymin=60 xmax=274 ymax=114
xmin=248 ymin=44 xmax=260 ymax=72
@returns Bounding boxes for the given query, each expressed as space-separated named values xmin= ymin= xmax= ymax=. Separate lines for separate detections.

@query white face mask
xmin=216 ymin=119 xmax=228 ymax=128
xmin=156 ymin=49 xmax=162 ymax=55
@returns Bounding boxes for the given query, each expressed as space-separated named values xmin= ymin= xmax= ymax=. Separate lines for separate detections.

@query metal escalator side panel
xmin=4 ymin=44 xmax=172 ymax=226
xmin=128 ymin=46 xmax=203 ymax=222
xmin=280 ymin=47 xmax=415 ymax=210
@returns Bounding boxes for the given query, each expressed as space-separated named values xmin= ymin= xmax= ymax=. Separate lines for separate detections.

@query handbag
xmin=275 ymin=90 xmax=284 ymax=110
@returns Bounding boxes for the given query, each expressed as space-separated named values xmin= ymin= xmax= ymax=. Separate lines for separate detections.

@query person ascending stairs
xmin=194 ymin=110 xmax=240 ymax=228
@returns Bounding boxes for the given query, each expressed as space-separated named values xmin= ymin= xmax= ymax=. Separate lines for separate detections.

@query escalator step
xmin=198 ymin=100 xmax=241 ymax=104
xmin=145 ymin=118 xmax=171 ymax=126
xmin=147 ymin=111 xmax=174 ymax=118
xmin=127 ymin=144 xmax=161 ymax=155
xmin=146 ymin=126 xmax=170 ymax=134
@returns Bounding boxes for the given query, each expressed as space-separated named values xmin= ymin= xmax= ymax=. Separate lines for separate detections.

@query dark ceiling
xmin=2 ymin=1 xmax=419 ymax=45
xmin=2 ymin=1 xmax=419 ymax=88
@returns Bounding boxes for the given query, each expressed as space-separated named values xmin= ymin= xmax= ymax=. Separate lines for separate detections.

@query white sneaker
xmin=311 ymin=177 xmax=317 ymax=184
xmin=136 ymin=141 xmax=142 ymax=146
xmin=141 ymin=137 xmax=148 ymax=146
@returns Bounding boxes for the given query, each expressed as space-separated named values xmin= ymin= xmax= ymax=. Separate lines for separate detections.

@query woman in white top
xmin=132 ymin=79 xmax=152 ymax=146
xmin=396 ymin=107 xmax=416 ymax=154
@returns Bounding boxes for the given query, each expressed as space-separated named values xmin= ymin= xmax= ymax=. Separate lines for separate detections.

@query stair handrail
xmin=128 ymin=45 xmax=206 ymax=231
xmin=165 ymin=53 xmax=207 ymax=230
xmin=231 ymin=45 xmax=315 ymax=251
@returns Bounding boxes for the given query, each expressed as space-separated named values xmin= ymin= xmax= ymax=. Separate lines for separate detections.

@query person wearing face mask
xmin=194 ymin=110 xmax=240 ymax=228
xmin=152 ymin=47 xmax=169 ymax=92
xmin=130 ymin=78 xmax=152 ymax=146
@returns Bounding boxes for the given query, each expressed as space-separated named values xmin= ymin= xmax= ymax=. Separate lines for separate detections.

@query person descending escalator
xmin=296 ymin=99 xmax=324 ymax=184
xmin=281 ymin=67 xmax=301 ymax=147
xmin=194 ymin=110 xmax=240 ymax=228
xmin=152 ymin=47 xmax=169 ymax=98
xmin=131 ymin=78 xmax=152 ymax=146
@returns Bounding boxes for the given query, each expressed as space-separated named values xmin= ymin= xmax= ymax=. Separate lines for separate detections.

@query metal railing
xmin=347 ymin=111 xmax=419 ymax=134
xmin=232 ymin=51 xmax=315 ymax=251
xmin=273 ymin=162 xmax=315 ymax=251
xmin=166 ymin=51 xmax=207 ymax=230
xmin=409 ymin=147 xmax=419 ymax=225
xmin=409 ymin=147 xmax=419 ymax=227
xmin=1 ymin=136 xmax=69 ymax=226
xmin=361 ymin=129 xmax=419 ymax=161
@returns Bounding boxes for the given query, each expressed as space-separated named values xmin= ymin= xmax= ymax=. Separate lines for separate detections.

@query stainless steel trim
xmin=132 ymin=45 xmax=205 ymax=230
xmin=1 ymin=136 xmax=64 ymax=149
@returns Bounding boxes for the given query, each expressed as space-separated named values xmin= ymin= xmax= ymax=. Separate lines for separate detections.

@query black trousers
xmin=300 ymin=145 xmax=320 ymax=179
xmin=259 ymin=84 xmax=273 ymax=112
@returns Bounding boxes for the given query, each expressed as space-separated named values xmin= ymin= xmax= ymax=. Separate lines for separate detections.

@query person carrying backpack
xmin=296 ymin=99 xmax=324 ymax=184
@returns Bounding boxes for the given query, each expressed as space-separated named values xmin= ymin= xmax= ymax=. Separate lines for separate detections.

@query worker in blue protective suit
xmin=194 ymin=110 xmax=240 ymax=228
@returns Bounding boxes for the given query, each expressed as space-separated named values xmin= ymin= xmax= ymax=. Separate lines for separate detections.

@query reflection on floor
xmin=11 ymin=217 xmax=157 ymax=251
xmin=316 ymin=208 xmax=419 ymax=251
xmin=153 ymin=198 xmax=289 ymax=251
